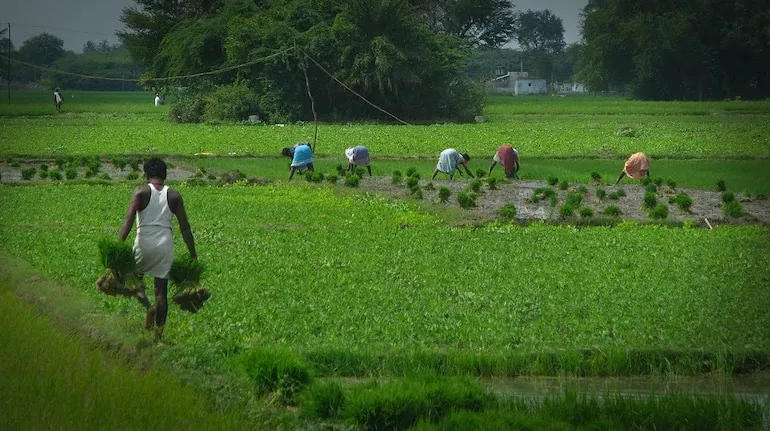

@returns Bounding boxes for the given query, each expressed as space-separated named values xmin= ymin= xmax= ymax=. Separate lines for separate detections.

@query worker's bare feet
xmin=145 ymin=307 xmax=156 ymax=330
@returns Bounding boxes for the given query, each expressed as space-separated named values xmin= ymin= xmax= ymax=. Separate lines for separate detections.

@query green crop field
xmin=1 ymin=91 xmax=769 ymax=429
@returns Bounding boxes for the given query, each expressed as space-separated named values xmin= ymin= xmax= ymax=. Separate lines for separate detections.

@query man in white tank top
xmin=119 ymin=158 xmax=197 ymax=342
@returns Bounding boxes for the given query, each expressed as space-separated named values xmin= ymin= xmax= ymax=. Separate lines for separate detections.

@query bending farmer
xmin=345 ymin=145 xmax=372 ymax=176
xmin=119 ymin=157 xmax=197 ymax=342
xmin=616 ymin=152 xmax=650 ymax=184
xmin=432 ymin=149 xmax=474 ymax=180
xmin=282 ymin=142 xmax=314 ymax=180
xmin=488 ymin=145 xmax=520 ymax=179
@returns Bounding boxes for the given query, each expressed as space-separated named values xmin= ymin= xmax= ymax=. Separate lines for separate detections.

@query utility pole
xmin=7 ymin=23 xmax=10 ymax=103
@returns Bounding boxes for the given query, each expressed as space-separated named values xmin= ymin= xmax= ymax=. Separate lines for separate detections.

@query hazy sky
xmin=1 ymin=0 xmax=588 ymax=53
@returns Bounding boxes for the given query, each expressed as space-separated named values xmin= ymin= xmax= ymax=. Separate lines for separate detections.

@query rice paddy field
xmin=1 ymin=91 xmax=769 ymax=430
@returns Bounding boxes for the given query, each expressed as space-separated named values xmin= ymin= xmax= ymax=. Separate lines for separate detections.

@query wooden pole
xmin=7 ymin=23 xmax=10 ymax=103
xmin=296 ymin=43 xmax=318 ymax=152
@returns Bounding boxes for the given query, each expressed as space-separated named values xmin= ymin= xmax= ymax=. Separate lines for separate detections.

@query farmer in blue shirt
xmin=282 ymin=142 xmax=314 ymax=180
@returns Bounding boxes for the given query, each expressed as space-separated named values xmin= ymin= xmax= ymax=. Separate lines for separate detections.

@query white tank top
xmin=137 ymin=184 xmax=173 ymax=232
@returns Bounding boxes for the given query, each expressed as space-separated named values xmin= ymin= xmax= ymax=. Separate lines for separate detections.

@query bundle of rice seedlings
xmin=96 ymin=238 xmax=142 ymax=297
xmin=170 ymin=257 xmax=210 ymax=313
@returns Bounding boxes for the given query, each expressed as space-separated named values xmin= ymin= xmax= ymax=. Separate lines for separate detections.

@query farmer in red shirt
xmin=488 ymin=145 xmax=520 ymax=179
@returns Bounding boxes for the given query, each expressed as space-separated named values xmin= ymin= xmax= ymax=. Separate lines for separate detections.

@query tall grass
xmin=0 ymin=292 xmax=251 ymax=430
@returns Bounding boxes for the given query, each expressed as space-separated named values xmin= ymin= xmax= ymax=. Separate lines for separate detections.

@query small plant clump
xmin=112 ymin=157 xmax=128 ymax=171
xmin=391 ymin=171 xmax=403 ymax=185
xmin=559 ymin=204 xmax=575 ymax=217
xmin=413 ymin=189 xmax=423 ymax=200
xmin=424 ymin=182 xmax=435 ymax=191
xmin=126 ymin=172 xmax=139 ymax=181
xmin=558 ymin=180 xmax=569 ymax=190
xmin=579 ymin=207 xmax=594 ymax=217
xmin=650 ymin=204 xmax=669 ymax=220
xmin=475 ymin=168 xmax=486 ymax=178
xmin=486 ymin=177 xmax=498 ymax=190
xmin=566 ymin=192 xmax=583 ymax=207
xmin=643 ymin=191 xmax=658 ymax=209
xmin=457 ymin=191 xmax=477 ymax=209
xmin=615 ymin=125 xmax=636 ymax=137
xmin=547 ymin=175 xmax=558 ymax=186
xmin=335 ymin=164 xmax=346 ymax=176
xmin=616 ymin=188 xmax=627 ymax=197
xmin=666 ymin=179 xmax=677 ymax=189
xmin=39 ymin=163 xmax=49 ymax=172
xmin=469 ymin=180 xmax=482 ymax=193
xmin=531 ymin=187 xmax=556 ymax=203
xmin=607 ymin=192 xmax=620 ymax=200
xmin=95 ymin=238 xmax=142 ymax=297
xmin=344 ymin=173 xmax=359 ymax=188
xmin=603 ymin=205 xmax=622 ymax=217
xmin=354 ymin=167 xmax=367 ymax=179
xmin=640 ymin=176 xmax=652 ymax=186
xmin=39 ymin=169 xmax=49 ymax=179
xmin=723 ymin=201 xmax=744 ymax=218
xmin=21 ymin=167 xmax=37 ymax=180
xmin=65 ymin=167 xmax=78 ymax=180
xmin=438 ymin=187 xmax=451 ymax=203
xmin=577 ymin=185 xmax=588 ymax=195
xmin=100 ymin=173 xmax=112 ymax=181
xmin=549 ymin=195 xmax=558 ymax=207
xmin=406 ymin=176 xmax=420 ymax=191
xmin=596 ymin=188 xmax=607 ymax=201
xmin=311 ymin=172 xmax=325 ymax=183
xmin=590 ymin=172 xmax=602 ymax=183
xmin=721 ymin=191 xmax=735 ymax=203
xmin=716 ymin=180 xmax=726 ymax=191
xmin=645 ymin=183 xmax=658 ymax=194
xmin=653 ymin=177 xmax=663 ymax=187
xmin=672 ymin=193 xmax=693 ymax=212
xmin=326 ymin=174 xmax=338 ymax=184
xmin=49 ymin=170 xmax=63 ymax=181
xmin=405 ymin=167 xmax=417 ymax=177
xmin=499 ymin=204 xmax=517 ymax=220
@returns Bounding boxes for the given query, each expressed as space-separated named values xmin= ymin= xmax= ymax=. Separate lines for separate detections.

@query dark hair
xmin=462 ymin=153 xmax=471 ymax=161
xmin=54 ymin=88 xmax=60 ymax=92
xmin=143 ymin=157 xmax=167 ymax=180
xmin=281 ymin=147 xmax=292 ymax=157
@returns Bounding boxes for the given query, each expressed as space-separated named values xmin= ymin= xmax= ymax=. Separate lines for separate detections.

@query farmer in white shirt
xmin=53 ymin=88 xmax=63 ymax=113
xmin=432 ymin=149 xmax=474 ymax=180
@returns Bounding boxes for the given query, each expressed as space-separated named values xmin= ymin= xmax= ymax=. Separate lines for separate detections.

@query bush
xmin=239 ymin=347 xmax=313 ymax=405
xmin=650 ymin=204 xmax=668 ymax=219
xmin=469 ymin=180 xmax=482 ymax=193
xmin=169 ymin=92 xmax=206 ymax=123
xmin=559 ymin=204 xmax=575 ymax=217
xmin=326 ymin=174 xmax=338 ymax=184
xmin=21 ymin=167 xmax=36 ymax=180
xmin=558 ymin=180 xmax=569 ymax=190
xmin=391 ymin=171 xmax=403 ymax=185
xmin=673 ymin=193 xmax=693 ymax=211
xmin=301 ymin=381 xmax=346 ymax=420
xmin=499 ymin=204 xmax=517 ymax=220
xmin=203 ymin=80 xmax=259 ymax=122
xmin=48 ymin=170 xmax=63 ymax=181
xmin=438 ymin=187 xmax=451 ymax=203
xmin=716 ymin=179 xmax=726 ymax=191
xmin=595 ymin=188 xmax=607 ymax=201
xmin=579 ymin=207 xmax=594 ymax=217
xmin=565 ymin=192 xmax=583 ymax=207
xmin=345 ymin=173 xmax=360 ymax=188
xmin=547 ymin=176 xmax=558 ymax=186
xmin=65 ymin=167 xmax=78 ymax=180
xmin=666 ymin=178 xmax=677 ymax=189
xmin=604 ymin=205 xmax=622 ymax=217
xmin=457 ymin=192 xmax=476 ymax=209
xmin=486 ymin=177 xmax=497 ymax=190
xmin=723 ymin=201 xmax=744 ymax=217
xmin=721 ymin=191 xmax=735 ymax=203
xmin=643 ymin=191 xmax=657 ymax=209
xmin=590 ymin=172 xmax=602 ymax=183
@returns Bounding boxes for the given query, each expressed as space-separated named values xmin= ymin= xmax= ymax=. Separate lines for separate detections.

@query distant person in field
xmin=53 ymin=88 xmax=63 ymax=113
xmin=488 ymin=145 xmax=520 ymax=179
xmin=281 ymin=142 xmax=314 ymax=179
xmin=119 ymin=157 xmax=197 ymax=342
xmin=345 ymin=145 xmax=372 ymax=176
xmin=432 ymin=148 xmax=474 ymax=180
xmin=615 ymin=152 xmax=650 ymax=184
xmin=154 ymin=93 xmax=161 ymax=107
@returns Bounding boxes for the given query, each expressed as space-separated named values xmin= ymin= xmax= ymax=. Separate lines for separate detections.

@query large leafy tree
xmin=415 ymin=0 xmax=518 ymax=47
xmin=18 ymin=33 xmax=65 ymax=82
xmin=514 ymin=9 xmax=565 ymax=80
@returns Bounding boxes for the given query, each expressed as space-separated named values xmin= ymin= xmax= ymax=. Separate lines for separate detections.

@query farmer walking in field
xmin=119 ymin=157 xmax=197 ymax=342
xmin=53 ymin=88 xmax=63 ymax=113
xmin=282 ymin=142 xmax=314 ymax=179
xmin=345 ymin=145 xmax=372 ymax=176
xmin=615 ymin=152 xmax=650 ymax=184
xmin=432 ymin=148 xmax=474 ymax=180
xmin=488 ymin=145 xmax=520 ymax=179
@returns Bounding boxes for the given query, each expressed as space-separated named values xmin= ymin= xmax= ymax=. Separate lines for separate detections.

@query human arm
xmin=615 ymin=171 xmax=626 ymax=185
xmin=432 ymin=169 xmax=439 ymax=179
xmin=119 ymin=187 xmax=144 ymax=241
xmin=289 ymin=167 xmax=297 ymax=180
xmin=463 ymin=164 xmax=475 ymax=178
xmin=488 ymin=161 xmax=497 ymax=176
xmin=170 ymin=192 xmax=197 ymax=259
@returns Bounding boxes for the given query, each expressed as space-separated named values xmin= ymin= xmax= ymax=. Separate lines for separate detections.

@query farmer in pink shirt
xmin=488 ymin=145 xmax=520 ymax=179
xmin=615 ymin=152 xmax=650 ymax=184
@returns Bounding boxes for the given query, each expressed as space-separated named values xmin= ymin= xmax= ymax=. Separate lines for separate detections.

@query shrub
xmin=558 ymin=180 xmax=569 ymax=190
xmin=559 ymin=204 xmax=575 ymax=217
xmin=595 ymin=188 xmax=607 ymax=201
xmin=604 ymin=205 xmax=622 ymax=217
xmin=438 ymin=187 xmax=451 ymax=203
xmin=643 ymin=191 xmax=657 ymax=209
xmin=650 ymin=204 xmax=669 ymax=219
xmin=21 ymin=167 xmax=36 ymax=180
xmin=616 ymin=188 xmax=627 ymax=197
xmin=169 ymin=92 xmax=206 ymax=123
xmin=723 ymin=201 xmax=744 ymax=217
xmin=590 ymin=172 xmax=602 ymax=183
xmin=673 ymin=193 xmax=693 ymax=211
xmin=48 ymin=170 xmax=63 ymax=181
xmin=486 ymin=177 xmax=497 ymax=190
xmin=301 ymin=381 xmax=346 ymax=420
xmin=457 ymin=192 xmax=476 ymax=209
xmin=112 ymin=157 xmax=128 ymax=171
xmin=547 ymin=175 xmax=558 ymax=186
xmin=405 ymin=167 xmax=417 ymax=177
xmin=391 ymin=171 xmax=403 ymax=185
xmin=666 ymin=178 xmax=677 ymax=189
xmin=326 ymin=174 xmax=338 ymax=184
xmin=721 ymin=191 xmax=735 ymax=203
xmin=65 ymin=167 xmax=78 ymax=180
xmin=240 ymin=347 xmax=312 ymax=405
xmin=716 ymin=179 xmax=726 ymax=191
xmin=475 ymin=168 xmax=486 ymax=178
xmin=607 ymin=192 xmax=619 ymax=200
xmin=424 ymin=182 xmax=435 ymax=191
xmin=345 ymin=173 xmax=360 ymax=187
xmin=203 ymin=80 xmax=259 ymax=122
xmin=499 ymin=204 xmax=517 ymax=220
xmin=565 ymin=192 xmax=583 ymax=207
xmin=469 ymin=180 xmax=482 ymax=193
xmin=579 ymin=207 xmax=594 ymax=217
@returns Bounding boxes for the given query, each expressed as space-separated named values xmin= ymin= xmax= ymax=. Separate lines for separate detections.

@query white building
xmin=490 ymin=71 xmax=547 ymax=95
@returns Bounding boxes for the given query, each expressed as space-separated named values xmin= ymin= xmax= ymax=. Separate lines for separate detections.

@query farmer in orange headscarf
xmin=615 ymin=152 xmax=650 ymax=184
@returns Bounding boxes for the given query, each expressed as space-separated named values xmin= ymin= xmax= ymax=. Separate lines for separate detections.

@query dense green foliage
xmin=44 ymin=48 xmax=145 ymax=91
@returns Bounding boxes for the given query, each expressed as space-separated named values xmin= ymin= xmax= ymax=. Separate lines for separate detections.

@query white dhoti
xmin=134 ymin=226 xmax=173 ymax=279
